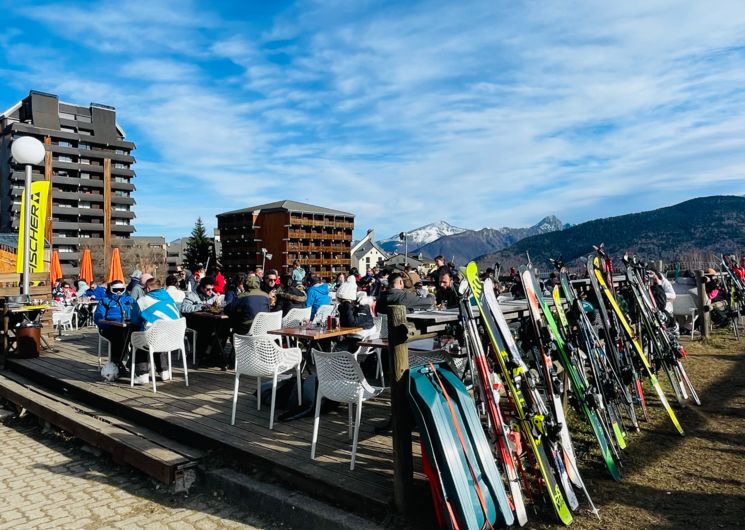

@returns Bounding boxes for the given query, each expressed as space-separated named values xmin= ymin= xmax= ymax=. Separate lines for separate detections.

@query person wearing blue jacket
xmin=130 ymin=278 xmax=180 ymax=382
xmin=94 ymin=280 xmax=138 ymax=381
xmin=305 ymin=275 xmax=331 ymax=320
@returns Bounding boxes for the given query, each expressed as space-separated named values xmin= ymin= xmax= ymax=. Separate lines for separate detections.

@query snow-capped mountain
xmin=415 ymin=216 xmax=565 ymax=265
xmin=378 ymin=221 xmax=468 ymax=253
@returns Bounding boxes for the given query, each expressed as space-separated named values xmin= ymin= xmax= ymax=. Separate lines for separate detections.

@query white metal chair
xmin=231 ymin=334 xmax=302 ymax=429
xmin=311 ymin=349 xmax=384 ymax=470
xmin=248 ymin=311 xmax=283 ymax=344
xmin=52 ymin=305 xmax=77 ymax=333
xmin=129 ymin=318 xmax=189 ymax=393
xmin=312 ymin=304 xmax=335 ymax=326
xmin=97 ymin=330 xmax=112 ymax=367
xmin=672 ymin=294 xmax=700 ymax=339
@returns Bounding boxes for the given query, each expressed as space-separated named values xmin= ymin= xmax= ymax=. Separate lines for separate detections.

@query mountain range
xmin=377 ymin=216 xmax=566 ymax=264
xmin=476 ymin=195 xmax=745 ymax=270
xmin=378 ymin=220 xmax=467 ymax=254
xmin=415 ymin=216 xmax=565 ymax=265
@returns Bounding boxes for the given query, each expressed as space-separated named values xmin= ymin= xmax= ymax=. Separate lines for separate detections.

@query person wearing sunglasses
xmin=94 ymin=280 xmax=140 ymax=382
xmin=180 ymin=276 xmax=219 ymax=314
xmin=181 ymin=276 xmax=226 ymax=368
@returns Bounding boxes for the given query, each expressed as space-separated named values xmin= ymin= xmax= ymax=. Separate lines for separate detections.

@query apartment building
xmin=217 ymin=200 xmax=354 ymax=279
xmin=0 ymin=90 xmax=136 ymax=275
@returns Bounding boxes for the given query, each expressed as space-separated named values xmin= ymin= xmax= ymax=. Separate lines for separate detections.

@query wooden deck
xmin=5 ymin=327 xmax=424 ymax=517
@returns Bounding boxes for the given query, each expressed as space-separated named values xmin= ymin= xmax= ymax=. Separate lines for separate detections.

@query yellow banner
xmin=16 ymin=181 xmax=50 ymax=273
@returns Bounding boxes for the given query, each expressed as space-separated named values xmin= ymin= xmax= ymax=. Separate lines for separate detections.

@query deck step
xmin=0 ymin=370 xmax=200 ymax=491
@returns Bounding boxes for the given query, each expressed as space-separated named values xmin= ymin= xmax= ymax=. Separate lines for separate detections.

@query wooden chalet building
xmin=217 ymin=200 xmax=355 ymax=279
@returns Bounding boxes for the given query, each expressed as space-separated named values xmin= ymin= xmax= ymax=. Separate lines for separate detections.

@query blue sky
xmin=3 ymin=1 xmax=745 ymax=242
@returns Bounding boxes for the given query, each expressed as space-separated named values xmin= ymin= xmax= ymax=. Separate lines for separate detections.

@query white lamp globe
xmin=11 ymin=136 xmax=46 ymax=165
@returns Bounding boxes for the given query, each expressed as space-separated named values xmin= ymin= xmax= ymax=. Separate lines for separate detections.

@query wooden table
xmin=406 ymin=309 xmax=459 ymax=332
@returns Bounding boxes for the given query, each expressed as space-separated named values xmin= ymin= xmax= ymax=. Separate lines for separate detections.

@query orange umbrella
xmin=50 ymin=250 xmax=63 ymax=283
xmin=79 ymin=248 xmax=93 ymax=284
xmin=108 ymin=247 xmax=124 ymax=283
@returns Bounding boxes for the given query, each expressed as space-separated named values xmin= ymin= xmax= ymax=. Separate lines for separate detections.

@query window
xmin=58 ymin=155 xmax=73 ymax=163
xmin=80 ymin=158 xmax=90 ymax=165
xmin=115 ymin=149 xmax=125 ymax=154
xmin=114 ymin=220 xmax=128 ymax=225
xmin=59 ymin=112 xmax=75 ymax=120
xmin=79 ymin=129 xmax=92 ymax=136
xmin=58 ymin=140 xmax=73 ymax=148
xmin=79 ymin=143 xmax=90 ymax=150
xmin=61 ymin=126 xmax=76 ymax=133
xmin=114 ymin=162 xmax=128 ymax=169
xmin=79 ymin=202 xmax=90 ymax=209
xmin=80 ymin=172 xmax=90 ymax=179
xmin=114 ymin=205 xmax=129 ymax=211
xmin=76 ymin=115 xmax=91 ymax=123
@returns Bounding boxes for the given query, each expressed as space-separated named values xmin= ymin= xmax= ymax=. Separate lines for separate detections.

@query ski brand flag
xmin=16 ymin=181 xmax=50 ymax=273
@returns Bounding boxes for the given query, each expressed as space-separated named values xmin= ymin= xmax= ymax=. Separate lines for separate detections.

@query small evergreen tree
xmin=183 ymin=217 xmax=215 ymax=271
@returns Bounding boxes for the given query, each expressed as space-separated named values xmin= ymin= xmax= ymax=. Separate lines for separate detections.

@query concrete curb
xmin=204 ymin=468 xmax=385 ymax=530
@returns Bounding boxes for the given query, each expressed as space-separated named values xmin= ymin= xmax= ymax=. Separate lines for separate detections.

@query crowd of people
xmin=52 ymin=256 xmax=464 ymax=386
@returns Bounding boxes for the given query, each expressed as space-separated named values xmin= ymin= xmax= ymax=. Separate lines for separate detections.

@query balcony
xmin=111 ymin=224 xmax=135 ymax=233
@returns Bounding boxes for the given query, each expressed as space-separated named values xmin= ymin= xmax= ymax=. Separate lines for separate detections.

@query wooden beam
xmin=103 ymin=159 xmax=112 ymax=279
xmin=388 ymin=304 xmax=413 ymax=513
xmin=695 ymin=269 xmax=710 ymax=339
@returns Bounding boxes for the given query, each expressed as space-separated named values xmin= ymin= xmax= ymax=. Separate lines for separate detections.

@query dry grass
xmin=528 ymin=329 xmax=745 ymax=529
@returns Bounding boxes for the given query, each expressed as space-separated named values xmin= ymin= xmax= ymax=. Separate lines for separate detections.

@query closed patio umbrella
xmin=108 ymin=247 xmax=124 ymax=283
xmin=79 ymin=248 xmax=93 ymax=285
xmin=50 ymin=250 xmax=63 ymax=283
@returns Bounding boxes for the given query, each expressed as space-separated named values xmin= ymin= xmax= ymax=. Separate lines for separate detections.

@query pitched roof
xmin=352 ymin=239 xmax=388 ymax=261
xmin=218 ymin=200 xmax=354 ymax=217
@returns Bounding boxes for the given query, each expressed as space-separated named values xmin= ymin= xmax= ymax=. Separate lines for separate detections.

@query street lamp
xmin=261 ymin=248 xmax=272 ymax=270
xmin=399 ymin=232 xmax=408 ymax=266
xmin=11 ymin=136 xmax=46 ymax=297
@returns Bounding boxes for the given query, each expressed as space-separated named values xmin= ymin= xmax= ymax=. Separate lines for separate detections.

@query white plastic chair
xmin=312 ymin=304 xmax=335 ymax=326
xmin=97 ymin=330 xmax=112 ymax=367
xmin=351 ymin=316 xmax=385 ymax=386
xmin=129 ymin=318 xmax=189 ymax=393
xmin=282 ymin=307 xmax=311 ymax=328
xmin=52 ymin=305 xmax=77 ymax=333
xmin=311 ymin=349 xmax=384 ymax=470
xmin=248 ymin=311 xmax=283 ymax=345
xmin=281 ymin=307 xmax=312 ymax=347
xmin=231 ymin=334 xmax=302 ymax=429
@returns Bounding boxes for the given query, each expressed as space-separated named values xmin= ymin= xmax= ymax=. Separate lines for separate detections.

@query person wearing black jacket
xmin=275 ymin=274 xmax=307 ymax=315
xmin=375 ymin=273 xmax=435 ymax=315
xmin=436 ymin=272 xmax=459 ymax=309
xmin=335 ymin=279 xmax=375 ymax=351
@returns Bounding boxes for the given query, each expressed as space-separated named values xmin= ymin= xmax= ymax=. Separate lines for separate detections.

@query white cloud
xmin=4 ymin=0 xmax=745 ymax=240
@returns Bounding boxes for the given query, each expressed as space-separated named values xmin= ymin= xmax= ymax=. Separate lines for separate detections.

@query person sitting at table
xmin=375 ymin=273 xmax=435 ymax=315
xmin=305 ymin=274 xmax=331 ymax=320
xmin=275 ymin=274 xmax=307 ymax=316
xmin=84 ymin=281 xmax=106 ymax=300
xmin=60 ymin=281 xmax=77 ymax=306
xmin=165 ymin=274 xmax=185 ymax=305
xmin=335 ymin=278 xmax=375 ymax=351
xmin=181 ymin=277 xmax=219 ymax=313
xmin=223 ymin=272 xmax=246 ymax=306
xmin=436 ymin=272 xmax=459 ymax=309
xmin=225 ymin=275 xmax=271 ymax=334
xmin=76 ymin=279 xmax=90 ymax=298
xmin=130 ymin=278 xmax=180 ymax=381
xmin=94 ymin=281 xmax=141 ymax=383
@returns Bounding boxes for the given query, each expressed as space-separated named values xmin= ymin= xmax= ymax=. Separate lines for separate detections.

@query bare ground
xmin=533 ymin=330 xmax=745 ymax=529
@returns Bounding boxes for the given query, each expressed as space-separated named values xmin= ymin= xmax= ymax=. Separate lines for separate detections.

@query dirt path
xmin=534 ymin=331 xmax=745 ymax=529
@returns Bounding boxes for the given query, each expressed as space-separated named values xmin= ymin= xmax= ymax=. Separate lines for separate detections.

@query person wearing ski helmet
xmin=94 ymin=280 xmax=137 ymax=380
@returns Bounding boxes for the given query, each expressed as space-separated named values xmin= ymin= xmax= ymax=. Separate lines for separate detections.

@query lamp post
xmin=11 ymin=136 xmax=46 ymax=297
xmin=399 ymin=232 xmax=408 ymax=266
